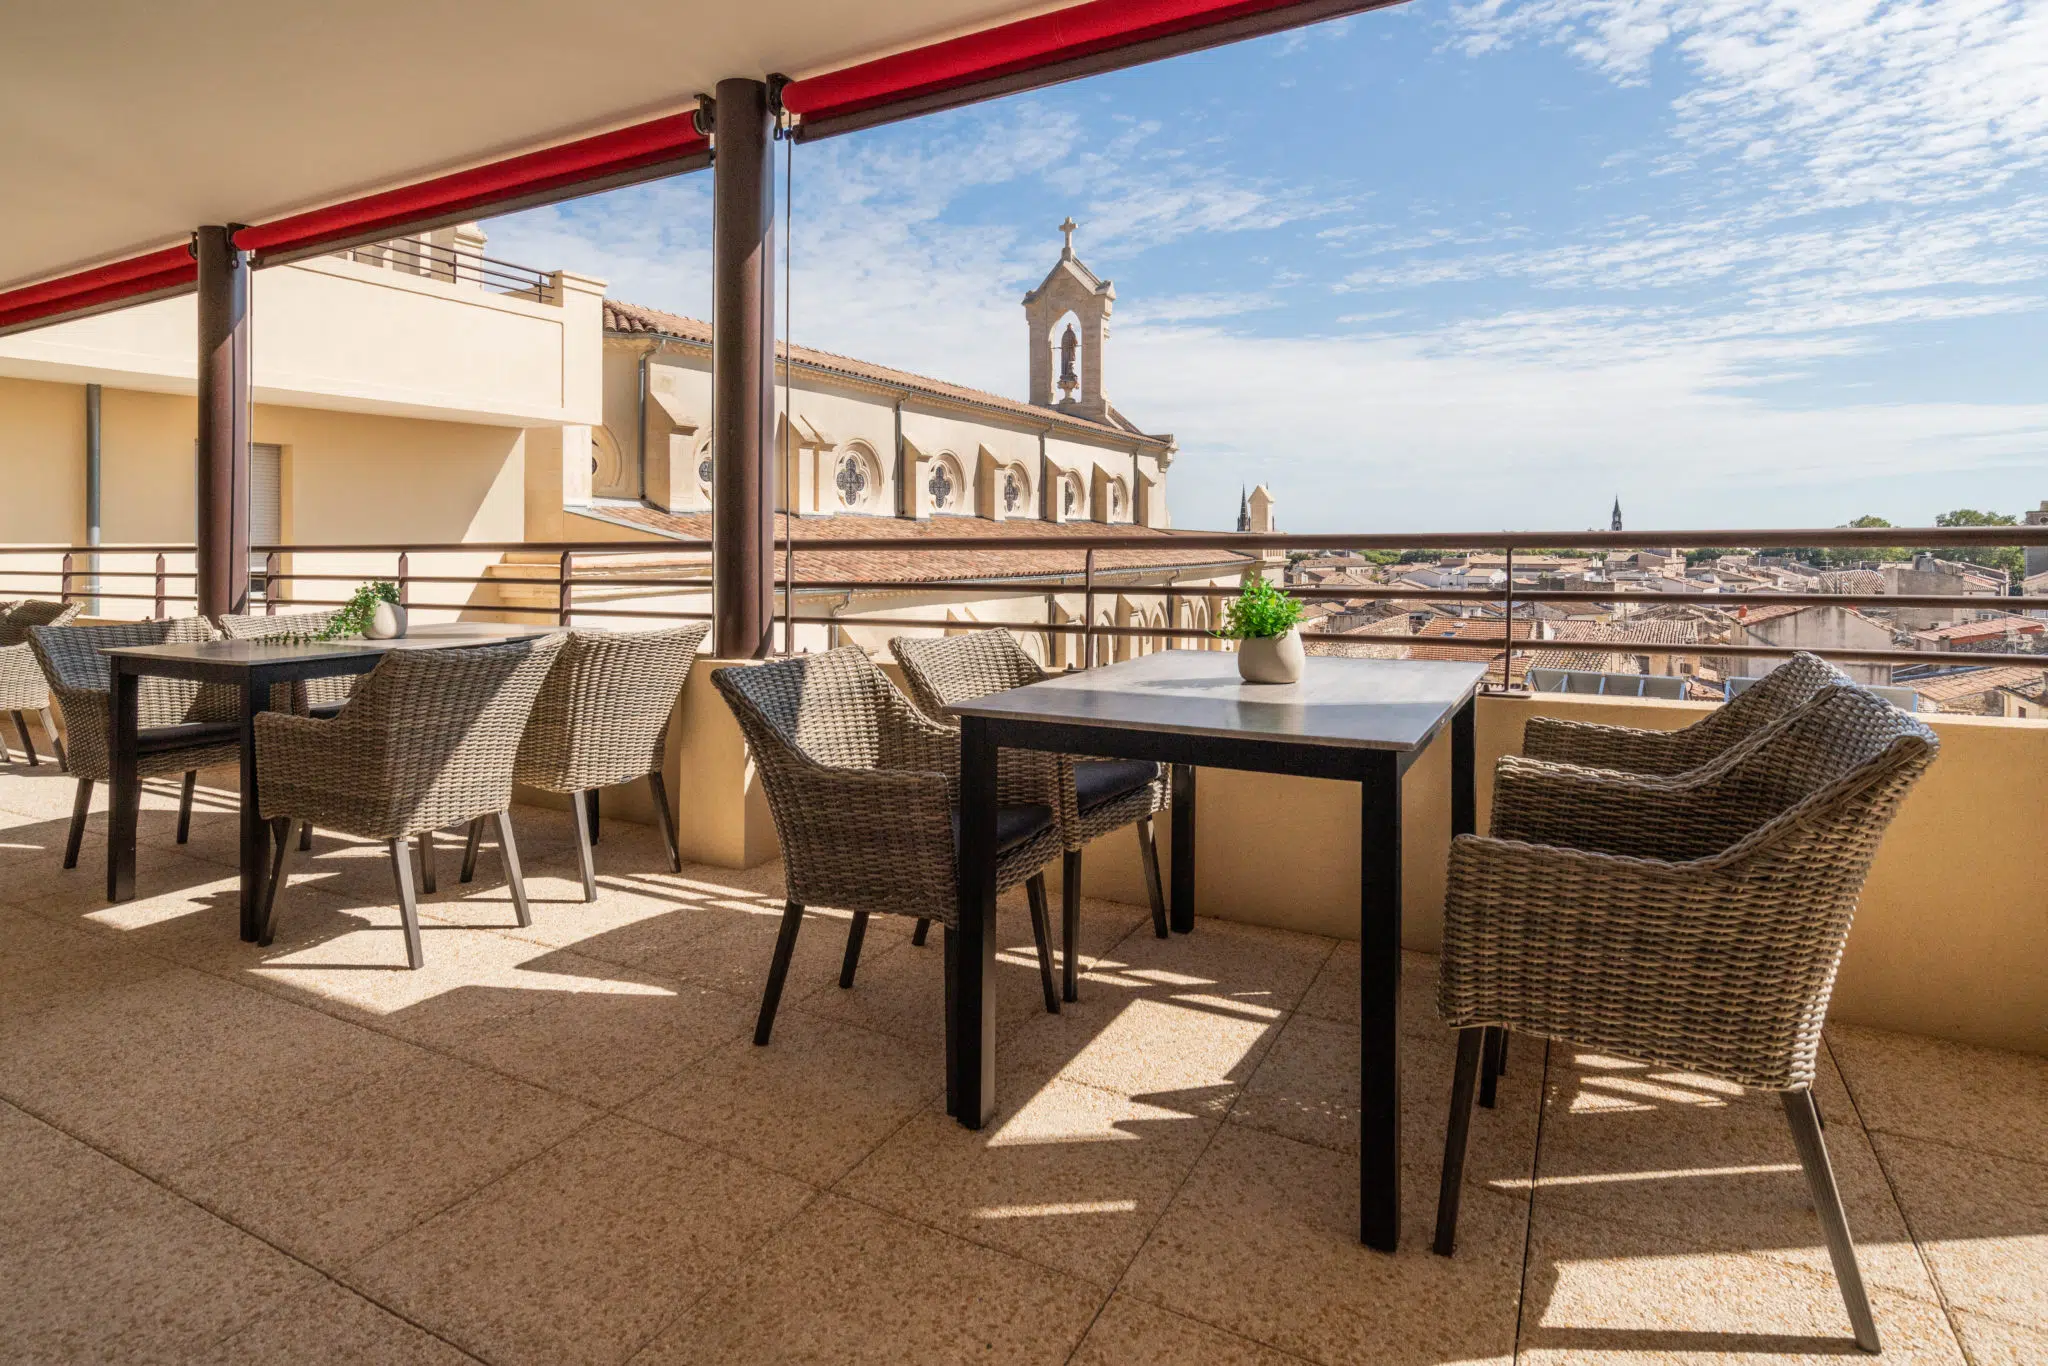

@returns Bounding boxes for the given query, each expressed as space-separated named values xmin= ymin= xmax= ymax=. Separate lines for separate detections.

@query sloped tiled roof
xmin=605 ymin=299 xmax=1170 ymax=448
xmin=572 ymin=505 xmax=1252 ymax=585
xmin=1903 ymin=666 xmax=2048 ymax=705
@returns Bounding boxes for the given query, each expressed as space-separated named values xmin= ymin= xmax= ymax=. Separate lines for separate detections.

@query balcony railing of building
xmin=4 ymin=524 xmax=2045 ymax=697
xmin=330 ymin=235 xmax=557 ymax=303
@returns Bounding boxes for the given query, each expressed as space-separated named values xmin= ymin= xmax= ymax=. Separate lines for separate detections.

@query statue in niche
xmin=1058 ymin=323 xmax=1080 ymax=401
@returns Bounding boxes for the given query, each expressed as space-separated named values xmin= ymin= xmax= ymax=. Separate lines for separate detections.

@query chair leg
xmin=585 ymin=788 xmax=601 ymax=846
xmin=388 ymin=838 xmax=425 ymax=969
xmin=298 ymin=819 xmax=313 ymax=852
xmin=13 ymin=711 xmax=38 ymax=766
xmin=1061 ymin=848 xmax=1083 ymax=1004
xmin=259 ymin=816 xmax=294 ymax=946
xmin=912 ymin=918 xmax=931 ymax=947
xmin=647 ymin=770 xmax=682 ymax=873
xmin=494 ymin=810 xmax=531 ymax=929
xmin=839 ymin=912 xmax=869 ymax=989
xmin=40 ymin=707 xmax=66 ymax=771
xmin=63 ymin=779 xmax=92 ymax=869
xmin=755 ymin=900 xmax=805 ymax=1046
xmin=460 ymin=816 xmax=484 ymax=883
xmin=568 ymin=788 xmax=597 ymax=903
xmin=1137 ymin=815 xmax=1168 ymax=939
xmin=1433 ymin=1027 xmax=1486 ymax=1256
xmin=417 ymin=828 xmax=438 ymax=894
xmin=1026 ymin=872 xmax=1059 ymax=1015
xmin=1782 ymin=1089 xmax=1881 ymax=1353
xmin=1480 ymin=1026 xmax=1503 ymax=1109
xmin=175 ymin=771 xmax=197 ymax=844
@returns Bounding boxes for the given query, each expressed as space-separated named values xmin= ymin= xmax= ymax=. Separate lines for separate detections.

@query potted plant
xmin=328 ymin=580 xmax=406 ymax=640
xmin=1218 ymin=576 xmax=1306 ymax=684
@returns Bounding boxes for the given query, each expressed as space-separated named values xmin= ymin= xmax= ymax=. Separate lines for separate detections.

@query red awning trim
xmin=236 ymin=111 xmax=711 ymax=264
xmin=0 ymin=250 xmax=196 ymax=337
xmin=783 ymin=0 xmax=1394 ymax=137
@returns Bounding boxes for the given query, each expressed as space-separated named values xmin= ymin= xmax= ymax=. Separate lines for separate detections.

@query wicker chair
xmin=476 ymin=623 xmax=710 ymax=901
xmin=254 ymin=637 xmax=564 ymax=968
xmin=1432 ymin=683 xmax=1938 ymax=1354
xmin=713 ymin=645 xmax=1065 ymax=1044
xmin=219 ymin=610 xmax=355 ymax=716
xmin=1522 ymin=650 xmax=1843 ymax=775
xmin=890 ymin=629 xmax=1168 ymax=1003
xmin=1 ymin=600 xmax=81 ymax=767
xmin=29 ymin=618 xmax=240 ymax=868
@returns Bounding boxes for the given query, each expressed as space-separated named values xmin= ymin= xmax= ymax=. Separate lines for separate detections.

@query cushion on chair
xmin=950 ymin=802 xmax=1055 ymax=857
xmin=1073 ymin=760 xmax=1158 ymax=814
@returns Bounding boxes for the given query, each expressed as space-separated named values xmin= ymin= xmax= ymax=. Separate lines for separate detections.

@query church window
xmin=928 ymin=459 xmax=957 ymax=510
xmin=1002 ymin=467 xmax=1024 ymax=512
xmin=697 ymin=454 xmax=713 ymax=488
xmin=1064 ymin=476 xmax=1081 ymax=516
xmin=835 ymin=451 xmax=871 ymax=508
xmin=1109 ymin=479 xmax=1127 ymax=519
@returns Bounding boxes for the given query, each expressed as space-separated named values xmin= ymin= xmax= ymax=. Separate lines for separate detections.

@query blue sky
xmin=487 ymin=0 xmax=2048 ymax=534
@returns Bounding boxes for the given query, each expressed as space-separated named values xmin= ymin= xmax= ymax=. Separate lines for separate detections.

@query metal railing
xmin=332 ymin=236 xmax=555 ymax=302
xmin=3 ymin=525 xmax=2044 ymax=694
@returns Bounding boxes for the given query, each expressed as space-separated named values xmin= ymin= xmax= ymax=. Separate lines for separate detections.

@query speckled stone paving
xmin=0 ymin=762 xmax=2038 ymax=1364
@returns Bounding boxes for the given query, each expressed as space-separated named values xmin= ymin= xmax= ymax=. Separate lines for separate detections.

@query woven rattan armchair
xmin=1522 ymin=650 xmax=1842 ymax=775
xmin=890 ymin=629 xmax=1168 ymax=1002
xmin=254 ymin=637 xmax=563 ymax=968
xmin=713 ymin=645 xmax=1065 ymax=1045
xmin=1432 ymin=683 xmax=1938 ymax=1354
xmin=480 ymin=623 xmax=709 ymax=901
xmin=29 ymin=618 xmax=240 ymax=868
xmin=1 ymin=600 xmax=80 ymax=767
xmin=220 ymin=610 xmax=355 ymax=716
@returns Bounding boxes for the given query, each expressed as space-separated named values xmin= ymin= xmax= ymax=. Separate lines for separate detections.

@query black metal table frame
xmin=946 ymin=695 xmax=1476 ymax=1254
xmin=107 ymin=648 xmax=387 ymax=938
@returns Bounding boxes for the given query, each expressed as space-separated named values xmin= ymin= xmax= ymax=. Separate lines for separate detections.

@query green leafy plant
xmin=1217 ymin=577 xmax=1305 ymax=640
xmin=322 ymin=580 xmax=400 ymax=639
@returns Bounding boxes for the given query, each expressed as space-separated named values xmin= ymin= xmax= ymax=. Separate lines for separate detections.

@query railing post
xmin=1499 ymin=546 xmax=1515 ymax=691
xmin=264 ymin=552 xmax=279 ymax=615
xmin=558 ymin=550 xmax=573 ymax=626
xmin=1083 ymin=548 xmax=1097 ymax=669
xmin=59 ymin=551 xmax=74 ymax=606
xmin=397 ymin=551 xmax=410 ymax=608
xmin=154 ymin=554 xmax=166 ymax=619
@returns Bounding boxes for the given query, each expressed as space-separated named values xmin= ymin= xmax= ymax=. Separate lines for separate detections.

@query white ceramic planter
xmin=1237 ymin=628 xmax=1304 ymax=685
xmin=365 ymin=601 xmax=409 ymax=640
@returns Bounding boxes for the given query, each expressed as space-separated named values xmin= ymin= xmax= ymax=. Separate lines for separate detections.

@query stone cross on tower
xmin=1023 ymin=217 xmax=1115 ymax=421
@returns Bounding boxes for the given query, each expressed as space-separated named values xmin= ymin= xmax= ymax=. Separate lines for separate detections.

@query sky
xmin=485 ymin=0 xmax=2048 ymax=535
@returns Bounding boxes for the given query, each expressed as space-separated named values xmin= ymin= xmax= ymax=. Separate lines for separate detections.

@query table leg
xmin=947 ymin=714 xmax=999 ymax=1128
xmin=1452 ymin=695 xmax=1475 ymax=840
xmin=1359 ymin=748 xmax=1403 ymax=1252
xmin=1169 ymin=762 xmax=1196 ymax=934
xmin=107 ymin=666 xmax=140 ymax=901
xmin=238 ymin=676 xmax=271 ymax=942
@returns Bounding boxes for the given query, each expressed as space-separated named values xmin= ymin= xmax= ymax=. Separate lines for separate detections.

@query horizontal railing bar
xmin=558 ymin=607 xmax=715 ymax=621
xmin=761 ymin=526 xmax=2048 ymax=552
xmin=273 ymin=597 xmax=562 ymax=617
xmin=266 ymin=572 xmax=505 ymax=586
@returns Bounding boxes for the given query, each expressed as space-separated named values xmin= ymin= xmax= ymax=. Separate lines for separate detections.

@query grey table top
xmin=104 ymin=622 xmax=562 ymax=667
xmin=946 ymin=650 xmax=1490 ymax=752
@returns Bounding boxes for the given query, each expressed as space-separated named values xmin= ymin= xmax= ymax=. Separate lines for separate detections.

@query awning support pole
xmin=194 ymin=226 xmax=251 ymax=622
xmin=710 ymin=78 xmax=777 ymax=659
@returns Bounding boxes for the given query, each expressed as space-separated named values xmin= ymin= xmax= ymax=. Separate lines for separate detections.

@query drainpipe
xmin=636 ymin=345 xmax=650 ymax=502
xmin=893 ymin=395 xmax=905 ymax=514
xmin=85 ymin=383 xmax=102 ymax=613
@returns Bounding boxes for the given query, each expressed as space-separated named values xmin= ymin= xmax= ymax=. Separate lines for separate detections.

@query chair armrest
xmin=0 ymin=641 xmax=45 ymax=707
xmin=253 ymin=710 xmax=365 ymax=823
xmin=1490 ymin=755 xmax=1766 ymax=862
xmin=764 ymin=760 xmax=962 ymax=919
xmin=1520 ymin=714 xmax=1708 ymax=775
xmin=1439 ymin=833 xmax=1836 ymax=1090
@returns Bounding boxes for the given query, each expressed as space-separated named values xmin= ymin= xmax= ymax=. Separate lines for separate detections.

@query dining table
xmin=100 ymin=621 xmax=561 ymax=939
xmin=945 ymin=648 xmax=1486 ymax=1253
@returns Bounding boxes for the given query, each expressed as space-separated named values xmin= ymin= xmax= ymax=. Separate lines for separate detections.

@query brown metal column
xmin=194 ymin=225 xmax=251 ymax=622
xmin=710 ymin=78 xmax=776 ymax=659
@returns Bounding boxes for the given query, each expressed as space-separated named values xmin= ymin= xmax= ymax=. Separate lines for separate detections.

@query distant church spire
xmin=1611 ymin=497 xmax=1623 ymax=532
xmin=1237 ymin=486 xmax=1251 ymax=533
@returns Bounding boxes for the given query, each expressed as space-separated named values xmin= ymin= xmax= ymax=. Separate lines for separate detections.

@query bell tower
xmin=1023 ymin=217 xmax=1115 ymax=423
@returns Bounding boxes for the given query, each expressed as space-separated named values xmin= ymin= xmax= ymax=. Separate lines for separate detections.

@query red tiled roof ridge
xmin=604 ymin=298 xmax=1170 ymax=448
